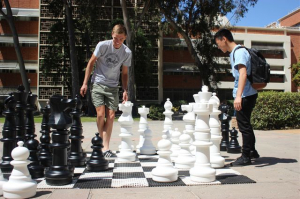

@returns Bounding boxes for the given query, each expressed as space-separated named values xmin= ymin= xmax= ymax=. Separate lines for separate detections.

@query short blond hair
xmin=112 ymin=24 xmax=127 ymax=36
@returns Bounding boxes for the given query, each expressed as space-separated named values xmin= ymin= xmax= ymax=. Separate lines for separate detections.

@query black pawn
xmin=26 ymin=134 xmax=45 ymax=178
xmin=219 ymin=104 xmax=231 ymax=151
xmin=0 ymin=94 xmax=17 ymax=172
xmin=69 ymin=95 xmax=87 ymax=167
xmin=25 ymin=91 xmax=38 ymax=141
xmin=39 ymin=102 xmax=52 ymax=167
xmin=45 ymin=95 xmax=76 ymax=186
xmin=86 ymin=133 xmax=109 ymax=171
xmin=227 ymin=127 xmax=242 ymax=153
xmin=13 ymin=85 xmax=29 ymax=142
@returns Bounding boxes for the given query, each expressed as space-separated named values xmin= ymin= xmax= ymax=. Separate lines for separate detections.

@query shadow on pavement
xmin=253 ymin=157 xmax=298 ymax=167
xmin=31 ymin=191 xmax=52 ymax=198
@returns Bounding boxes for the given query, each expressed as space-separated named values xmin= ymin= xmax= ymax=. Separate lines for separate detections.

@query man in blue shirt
xmin=214 ymin=29 xmax=259 ymax=166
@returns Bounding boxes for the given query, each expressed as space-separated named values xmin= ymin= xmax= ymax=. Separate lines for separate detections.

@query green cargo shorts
xmin=91 ymin=83 xmax=119 ymax=111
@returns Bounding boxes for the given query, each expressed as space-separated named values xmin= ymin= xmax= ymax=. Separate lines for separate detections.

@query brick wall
xmin=5 ymin=0 xmax=39 ymax=9
xmin=163 ymin=50 xmax=194 ymax=63
xmin=0 ymin=20 xmax=38 ymax=35
xmin=0 ymin=47 xmax=38 ymax=60
xmin=280 ymin=10 xmax=300 ymax=27
xmin=163 ymin=74 xmax=202 ymax=89
xmin=0 ymin=73 xmax=37 ymax=87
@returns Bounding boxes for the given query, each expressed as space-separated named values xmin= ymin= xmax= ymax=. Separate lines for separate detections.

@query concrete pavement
xmin=0 ymin=120 xmax=299 ymax=199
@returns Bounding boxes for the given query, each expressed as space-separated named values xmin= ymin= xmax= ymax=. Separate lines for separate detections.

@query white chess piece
xmin=175 ymin=131 xmax=195 ymax=169
xmin=209 ymin=93 xmax=225 ymax=168
xmin=163 ymin=98 xmax=173 ymax=130
xmin=136 ymin=106 xmax=149 ymax=153
xmin=3 ymin=141 xmax=37 ymax=198
xmin=0 ymin=169 xmax=8 ymax=196
xmin=152 ymin=135 xmax=178 ymax=182
xmin=117 ymin=101 xmax=136 ymax=162
xmin=170 ymin=128 xmax=181 ymax=161
xmin=189 ymin=85 xmax=216 ymax=182
xmin=181 ymin=103 xmax=196 ymax=153
xmin=140 ymin=128 xmax=156 ymax=155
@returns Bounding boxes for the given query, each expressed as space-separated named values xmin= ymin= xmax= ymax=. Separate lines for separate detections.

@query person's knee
xmin=106 ymin=111 xmax=115 ymax=122
xmin=96 ymin=107 xmax=105 ymax=119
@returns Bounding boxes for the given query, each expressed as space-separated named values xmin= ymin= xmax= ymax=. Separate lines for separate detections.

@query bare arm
xmin=121 ymin=65 xmax=129 ymax=102
xmin=80 ymin=54 xmax=97 ymax=97
xmin=234 ymin=64 xmax=247 ymax=111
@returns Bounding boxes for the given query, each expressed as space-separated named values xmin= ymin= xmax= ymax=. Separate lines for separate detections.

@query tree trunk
xmin=2 ymin=0 xmax=30 ymax=92
xmin=120 ymin=0 xmax=136 ymax=103
xmin=64 ymin=0 xmax=80 ymax=98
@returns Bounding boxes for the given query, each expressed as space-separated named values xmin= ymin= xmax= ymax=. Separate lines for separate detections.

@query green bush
xmin=147 ymin=104 xmax=165 ymax=120
xmin=251 ymin=91 xmax=300 ymax=130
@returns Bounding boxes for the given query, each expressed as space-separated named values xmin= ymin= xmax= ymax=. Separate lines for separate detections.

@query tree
xmin=64 ymin=0 xmax=80 ymax=98
xmin=290 ymin=60 xmax=300 ymax=88
xmin=155 ymin=0 xmax=258 ymax=88
xmin=120 ymin=0 xmax=153 ymax=102
xmin=0 ymin=0 xmax=30 ymax=92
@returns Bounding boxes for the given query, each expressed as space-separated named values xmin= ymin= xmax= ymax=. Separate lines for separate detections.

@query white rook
xmin=136 ymin=105 xmax=149 ymax=153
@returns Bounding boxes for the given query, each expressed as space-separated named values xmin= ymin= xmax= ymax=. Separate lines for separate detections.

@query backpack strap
xmin=232 ymin=46 xmax=253 ymax=83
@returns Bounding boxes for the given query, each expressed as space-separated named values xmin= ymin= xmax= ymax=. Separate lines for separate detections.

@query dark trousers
xmin=236 ymin=94 xmax=258 ymax=157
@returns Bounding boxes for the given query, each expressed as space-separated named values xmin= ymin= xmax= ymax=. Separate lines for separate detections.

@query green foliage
xmin=147 ymin=104 xmax=165 ymax=120
xmin=172 ymin=100 xmax=188 ymax=113
xmin=290 ymin=60 xmax=300 ymax=87
xmin=251 ymin=91 xmax=300 ymax=130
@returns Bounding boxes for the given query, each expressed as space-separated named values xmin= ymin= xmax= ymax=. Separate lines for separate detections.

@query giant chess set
xmin=0 ymin=85 xmax=254 ymax=198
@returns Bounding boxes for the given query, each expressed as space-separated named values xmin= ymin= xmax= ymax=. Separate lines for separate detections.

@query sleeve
xmin=93 ymin=41 xmax=106 ymax=58
xmin=233 ymin=49 xmax=249 ymax=71
xmin=123 ymin=51 xmax=132 ymax=67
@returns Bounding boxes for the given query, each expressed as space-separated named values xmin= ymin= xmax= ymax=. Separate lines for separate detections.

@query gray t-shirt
xmin=91 ymin=40 xmax=132 ymax=87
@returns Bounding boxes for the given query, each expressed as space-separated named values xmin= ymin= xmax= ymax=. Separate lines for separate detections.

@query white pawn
xmin=175 ymin=131 xmax=195 ymax=169
xmin=0 ymin=169 xmax=8 ymax=196
xmin=163 ymin=98 xmax=173 ymax=130
xmin=170 ymin=128 xmax=181 ymax=161
xmin=140 ymin=128 xmax=156 ymax=155
xmin=152 ymin=135 xmax=178 ymax=182
xmin=3 ymin=141 xmax=37 ymax=199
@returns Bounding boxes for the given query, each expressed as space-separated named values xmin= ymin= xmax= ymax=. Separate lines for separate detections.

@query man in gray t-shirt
xmin=80 ymin=24 xmax=132 ymax=157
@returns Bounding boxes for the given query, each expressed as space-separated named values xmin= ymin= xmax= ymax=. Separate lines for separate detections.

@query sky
xmin=226 ymin=0 xmax=300 ymax=27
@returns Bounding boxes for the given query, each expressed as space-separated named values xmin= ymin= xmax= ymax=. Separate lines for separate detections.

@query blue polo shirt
xmin=230 ymin=45 xmax=257 ymax=98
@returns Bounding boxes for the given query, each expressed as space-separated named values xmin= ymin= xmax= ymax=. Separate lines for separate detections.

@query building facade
xmin=0 ymin=0 xmax=39 ymax=100
xmin=1 ymin=2 xmax=299 ymax=109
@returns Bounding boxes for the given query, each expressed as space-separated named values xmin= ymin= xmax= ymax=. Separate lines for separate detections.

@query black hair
xmin=214 ymin=28 xmax=234 ymax=42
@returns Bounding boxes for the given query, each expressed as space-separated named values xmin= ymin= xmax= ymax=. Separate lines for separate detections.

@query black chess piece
xmin=45 ymin=95 xmax=76 ymax=186
xmin=86 ymin=133 xmax=109 ymax=171
xmin=38 ymin=102 xmax=52 ymax=167
xmin=227 ymin=127 xmax=242 ymax=153
xmin=13 ymin=85 xmax=29 ymax=142
xmin=0 ymin=94 xmax=17 ymax=172
xmin=219 ymin=104 xmax=231 ymax=151
xmin=26 ymin=135 xmax=45 ymax=178
xmin=25 ymin=91 xmax=38 ymax=141
xmin=68 ymin=95 xmax=87 ymax=167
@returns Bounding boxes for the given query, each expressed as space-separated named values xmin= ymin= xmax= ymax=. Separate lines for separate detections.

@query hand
xmin=80 ymin=85 xmax=87 ymax=97
xmin=234 ymin=96 xmax=242 ymax=111
xmin=122 ymin=90 xmax=128 ymax=103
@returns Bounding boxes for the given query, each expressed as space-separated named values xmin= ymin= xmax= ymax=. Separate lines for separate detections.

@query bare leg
xmin=96 ymin=105 xmax=106 ymax=142
xmin=102 ymin=107 xmax=115 ymax=151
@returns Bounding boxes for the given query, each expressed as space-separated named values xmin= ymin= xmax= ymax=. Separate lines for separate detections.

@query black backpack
xmin=233 ymin=46 xmax=270 ymax=90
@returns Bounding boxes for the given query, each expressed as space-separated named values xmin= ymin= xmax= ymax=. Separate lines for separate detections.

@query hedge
xmin=251 ymin=91 xmax=300 ymax=130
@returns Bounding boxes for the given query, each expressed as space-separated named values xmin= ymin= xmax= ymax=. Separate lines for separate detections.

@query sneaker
xmin=250 ymin=150 xmax=260 ymax=159
xmin=230 ymin=155 xmax=251 ymax=167
xmin=103 ymin=150 xmax=117 ymax=158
